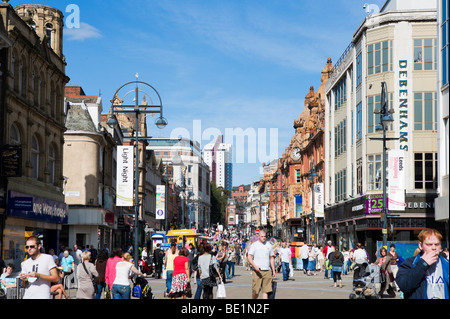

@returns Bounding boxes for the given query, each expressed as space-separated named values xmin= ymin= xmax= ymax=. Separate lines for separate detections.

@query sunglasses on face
xmin=25 ymin=245 xmax=37 ymax=249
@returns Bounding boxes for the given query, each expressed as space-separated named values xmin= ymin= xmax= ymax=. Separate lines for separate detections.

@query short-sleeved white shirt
xmin=278 ymin=247 xmax=291 ymax=263
xmin=248 ymin=241 xmax=274 ymax=270
xmin=21 ymin=254 xmax=57 ymax=299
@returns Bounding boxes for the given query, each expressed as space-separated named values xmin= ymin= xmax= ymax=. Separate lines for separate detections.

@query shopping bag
xmin=162 ymin=269 xmax=167 ymax=280
xmin=289 ymin=265 xmax=294 ymax=278
xmin=217 ymin=282 xmax=226 ymax=298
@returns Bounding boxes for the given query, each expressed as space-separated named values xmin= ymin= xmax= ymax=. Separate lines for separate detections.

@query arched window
xmin=31 ymin=135 xmax=40 ymax=179
xmin=10 ymin=123 xmax=21 ymax=145
xmin=45 ymin=23 xmax=53 ymax=47
xmin=49 ymin=144 xmax=55 ymax=184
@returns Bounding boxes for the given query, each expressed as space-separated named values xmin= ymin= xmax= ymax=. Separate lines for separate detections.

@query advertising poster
xmin=388 ymin=149 xmax=406 ymax=211
xmin=156 ymin=185 xmax=165 ymax=220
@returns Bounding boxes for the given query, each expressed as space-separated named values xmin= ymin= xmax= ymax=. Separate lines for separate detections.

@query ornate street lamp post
xmin=107 ymin=74 xmax=168 ymax=267
xmin=307 ymin=160 xmax=318 ymax=244
xmin=370 ymin=81 xmax=397 ymax=247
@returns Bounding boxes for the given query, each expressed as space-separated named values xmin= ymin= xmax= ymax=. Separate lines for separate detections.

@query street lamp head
xmin=381 ymin=114 xmax=394 ymax=126
xmin=155 ymin=116 xmax=168 ymax=129
xmin=107 ymin=115 xmax=118 ymax=126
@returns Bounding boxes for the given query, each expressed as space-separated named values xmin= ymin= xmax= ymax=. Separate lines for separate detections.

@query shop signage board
xmin=7 ymin=190 xmax=68 ymax=224
xmin=365 ymin=194 xmax=387 ymax=215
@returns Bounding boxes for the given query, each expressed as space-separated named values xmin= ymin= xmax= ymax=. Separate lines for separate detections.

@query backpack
xmin=132 ymin=284 xmax=142 ymax=298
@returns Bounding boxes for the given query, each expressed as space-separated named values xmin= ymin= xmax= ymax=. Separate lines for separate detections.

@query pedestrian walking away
xmin=168 ymin=247 xmax=191 ymax=299
xmin=105 ymin=248 xmax=123 ymax=296
xmin=76 ymin=250 xmax=99 ymax=299
xmin=247 ymin=230 xmax=276 ymax=299
xmin=198 ymin=243 xmax=222 ymax=299
xmin=94 ymin=249 xmax=108 ymax=299
xmin=112 ymin=252 xmax=144 ymax=299
xmin=396 ymin=228 xmax=449 ymax=299
xmin=19 ymin=236 xmax=59 ymax=299
xmin=329 ymin=247 xmax=344 ymax=288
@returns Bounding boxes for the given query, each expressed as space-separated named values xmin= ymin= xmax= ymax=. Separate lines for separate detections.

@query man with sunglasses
xmin=19 ymin=236 xmax=59 ymax=299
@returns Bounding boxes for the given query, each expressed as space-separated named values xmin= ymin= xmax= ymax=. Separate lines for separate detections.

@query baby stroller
xmin=132 ymin=276 xmax=155 ymax=299
xmin=349 ymin=263 xmax=381 ymax=299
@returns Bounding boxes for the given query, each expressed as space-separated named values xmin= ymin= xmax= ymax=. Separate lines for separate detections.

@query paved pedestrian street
xmin=141 ymin=264 xmax=400 ymax=300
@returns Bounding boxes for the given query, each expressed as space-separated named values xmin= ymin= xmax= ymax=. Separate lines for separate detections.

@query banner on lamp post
xmin=388 ymin=149 xmax=405 ymax=211
xmin=156 ymin=185 xmax=166 ymax=220
xmin=116 ymin=146 xmax=134 ymax=206
xmin=314 ymin=183 xmax=324 ymax=218
xmin=261 ymin=206 xmax=267 ymax=225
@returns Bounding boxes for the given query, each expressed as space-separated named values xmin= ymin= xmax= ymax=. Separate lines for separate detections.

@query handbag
xmin=82 ymin=262 xmax=98 ymax=294
xmin=209 ymin=255 xmax=219 ymax=279
xmin=104 ymin=286 xmax=111 ymax=299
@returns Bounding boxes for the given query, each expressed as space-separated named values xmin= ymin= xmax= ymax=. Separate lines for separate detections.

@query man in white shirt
xmin=300 ymin=243 xmax=309 ymax=274
xmin=20 ymin=236 xmax=59 ymax=299
xmin=247 ymin=231 xmax=276 ymax=299
xmin=278 ymin=242 xmax=291 ymax=281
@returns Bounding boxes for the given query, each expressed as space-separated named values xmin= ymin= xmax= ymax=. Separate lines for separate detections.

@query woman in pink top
xmin=105 ymin=248 xmax=123 ymax=290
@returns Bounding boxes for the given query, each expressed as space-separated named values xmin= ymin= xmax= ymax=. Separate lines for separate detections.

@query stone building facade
xmin=0 ymin=2 xmax=69 ymax=267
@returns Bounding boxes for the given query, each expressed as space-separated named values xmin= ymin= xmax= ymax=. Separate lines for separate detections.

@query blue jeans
xmin=165 ymin=270 xmax=173 ymax=293
xmin=194 ymin=277 xmax=202 ymax=299
xmin=95 ymin=282 xmax=105 ymax=299
xmin=281 ymin=262 xmax=290 ymax=280
xmin=112 ymin=284 xmax=131 ymax=299
xmin=227 ymin=261 xmax=235 ymax=277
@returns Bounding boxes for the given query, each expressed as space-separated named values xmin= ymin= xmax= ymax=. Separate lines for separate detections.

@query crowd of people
xmin=1 ymin=228 xmax=448 ymax=300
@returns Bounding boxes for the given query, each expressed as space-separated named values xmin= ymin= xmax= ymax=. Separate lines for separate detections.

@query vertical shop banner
xmin=388 ymin=149 xmax=406 ymax=211
xmin=261 ymin=206 xmax=267 ymax=225
xmin=156 ymin=185 xmax=165 ymax=220
xmin=116 ymin=146 xmax=134 ymax=206
xmin=314 ymin=183 xmax=324 ymax=218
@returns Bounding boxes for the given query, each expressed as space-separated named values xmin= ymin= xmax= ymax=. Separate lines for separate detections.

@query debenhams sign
xmin=398 ymin=60 xmax=409 ymax=151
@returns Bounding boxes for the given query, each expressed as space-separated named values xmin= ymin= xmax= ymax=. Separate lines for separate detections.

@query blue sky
xmin=15 ymin=0 xmax=386 ymax=186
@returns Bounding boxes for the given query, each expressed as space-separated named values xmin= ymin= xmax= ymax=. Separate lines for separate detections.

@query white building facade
xmin=147 ymin=138 xmax=211 ymax=229
xmin=203 ymin=135 xmax=233 ymax=195
xmin=435 ymin=0 xmax=449 ymax=245
xmin=324 ymin=0 xmax=445 ymax=260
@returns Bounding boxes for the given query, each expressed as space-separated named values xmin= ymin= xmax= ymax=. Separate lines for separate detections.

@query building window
xmin=10 ymin=123 xmax=21 ymax=145
xmin=414 ymin=153 xmax=437 ymax=189
xmin=356 ymin=102 xmax=363 ymax=140
xmin=442 ymin=0 xmax=449 ymax=85
xmin=367 ymin=93 xmax=393 ymax=133
xmin=368 ymin=40 xmax=393 ymax=75
xmin=45 ymin=23 xmax=53 ymax=47
xmin=356 ymin=52 xmax=362 ymax=87
xmin=49 ymin=144 xmax=55 ymax=184
xmin=31 ymin=135 xmax=40 ymax=179
xmin=335 ymin=119 xmax=347 ymax=157
xmin=367 ymin=154 xmax=382 ymax=191
xmin=295 ymin=169 xmax=301 ymax=183
xmin=333 ymin=75 xmax=347 ymax=110
xmin=414 ymin=92 xmax=437 ymax=130
xmin=295 ymin=196 xmax=302 ymax=218
xmin=414 ymin=38 xmax=437 ymax=70
xmin=335 ymin=169 xmax=347 ymax=202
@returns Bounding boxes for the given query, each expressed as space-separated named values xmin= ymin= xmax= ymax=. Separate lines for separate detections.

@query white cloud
xmin=65 ymin=22 xmax=102 ymax=41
